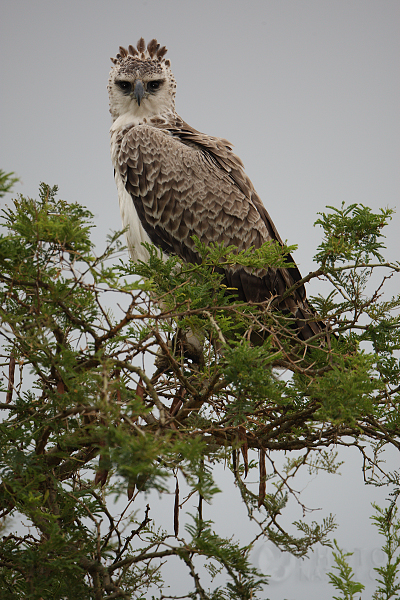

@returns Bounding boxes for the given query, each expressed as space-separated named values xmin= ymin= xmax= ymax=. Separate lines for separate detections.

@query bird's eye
xmin=147 ymin=80 xmax=163 ymax=92
xmin=116 ymin=81 xmax=132 ymax=94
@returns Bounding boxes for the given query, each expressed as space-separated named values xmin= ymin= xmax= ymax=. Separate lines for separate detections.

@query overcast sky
xmin=1 ymin=1 xmax=399 ymax=598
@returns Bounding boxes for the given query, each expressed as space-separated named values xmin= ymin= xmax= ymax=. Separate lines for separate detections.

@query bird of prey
xmin=108 ymin=38 xmax=322 ymax=341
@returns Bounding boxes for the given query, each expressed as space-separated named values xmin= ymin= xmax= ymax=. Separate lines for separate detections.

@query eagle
xmin=108 ymin=38 xmax=322 ymax=342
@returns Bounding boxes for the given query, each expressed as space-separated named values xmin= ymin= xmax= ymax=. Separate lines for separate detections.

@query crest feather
xmin=137 ymin=37 xmax=146 ymax=53
xmin=156 ymin=45 xmax=168 ymax=60
xmin=147 ymin=38 xmax=160 ymax=58
xmin=110 ymin=38 xmax=170 ymax=67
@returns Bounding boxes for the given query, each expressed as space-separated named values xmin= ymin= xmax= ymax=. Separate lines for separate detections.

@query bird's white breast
xmin=110 ymin=124 xmax=153 ymax=264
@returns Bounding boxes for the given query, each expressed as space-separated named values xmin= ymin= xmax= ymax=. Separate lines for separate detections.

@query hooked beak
xmin=133 ymin=80 xmax=145 ymax=106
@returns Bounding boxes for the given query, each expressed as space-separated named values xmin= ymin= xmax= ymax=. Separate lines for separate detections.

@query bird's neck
xmin=110 ymin=109 xmax=177 ymax=133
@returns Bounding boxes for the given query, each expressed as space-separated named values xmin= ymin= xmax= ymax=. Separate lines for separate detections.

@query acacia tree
xmin=0 ymin=174 xmax=399 ymax=599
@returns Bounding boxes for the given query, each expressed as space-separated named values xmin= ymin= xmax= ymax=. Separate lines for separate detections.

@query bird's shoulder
xmin=113 ymin=113 xmax=257 ymax=199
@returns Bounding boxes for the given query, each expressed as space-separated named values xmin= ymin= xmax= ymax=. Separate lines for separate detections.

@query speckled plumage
xmin=108 ymin=38 xmax=322 ymax=340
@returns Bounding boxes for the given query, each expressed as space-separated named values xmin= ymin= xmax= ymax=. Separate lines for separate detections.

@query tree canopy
xmin=0 ymin=175 xmax=399 ymax=599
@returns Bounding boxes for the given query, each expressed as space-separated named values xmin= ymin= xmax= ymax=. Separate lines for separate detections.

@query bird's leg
xmin=154 ymin=338 xmax=173 ymax=372
xmin=177 ymin=327 xmax=205 ymax=370
xmin=153 ymin=327 xmax=205 ymax=376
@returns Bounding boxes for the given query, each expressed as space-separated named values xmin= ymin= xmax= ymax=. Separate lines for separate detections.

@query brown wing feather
xmin=116 ymin=124 xmax=267 ymax=252
xmin=115 ymin=121 xmax=322 ymax=340
xmin=154 ymin=116 xmax=287 ymax=244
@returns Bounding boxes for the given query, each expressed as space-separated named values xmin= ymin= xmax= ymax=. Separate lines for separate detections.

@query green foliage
xmin=185 ymin=516 xmax=269 ymax=599
xmin=193 ymin=235 xmax=299 ymax=271
xmin=327 ymin=499 xmax=400 ymax=600
xmin=0 ymin=183 xmax=399 ymax=598
xmin=371 ymin=499 xmax=400 ymax=599
xmin=311 ymin=204 xmax=400 ymax=346
xmin=312 ymin=351 xmax=378 ymax=425
xmin=314 ymin=202 xmax=393 ymax=267
xmin=0 ymin=170 xmax=19 ymax=198
xmin=222 ymin=340 xmax=283 ymax=424
xmin=327 ymin=539 xmax=365 ymax=599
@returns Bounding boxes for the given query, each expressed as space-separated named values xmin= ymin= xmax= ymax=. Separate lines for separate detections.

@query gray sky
xmin=1 ymin=1 xmax=400 ymax=598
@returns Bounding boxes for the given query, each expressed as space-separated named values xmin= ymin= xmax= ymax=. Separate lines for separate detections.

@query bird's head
xmin=108 ymin=38 xmax=176 ymax=122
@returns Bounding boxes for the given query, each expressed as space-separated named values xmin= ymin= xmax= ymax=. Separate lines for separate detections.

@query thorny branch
xmin=0 ymin=189 xmax=399 ymax=598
